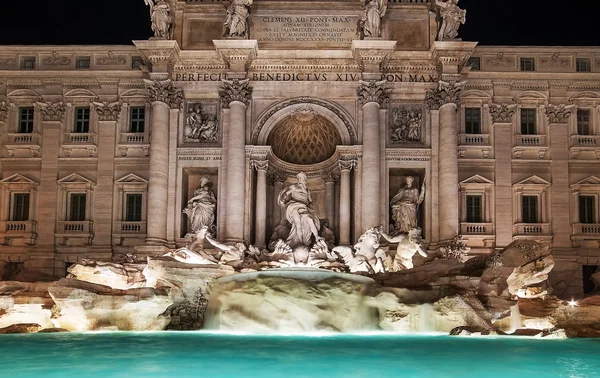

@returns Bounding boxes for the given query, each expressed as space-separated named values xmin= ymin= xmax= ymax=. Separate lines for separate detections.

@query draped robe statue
xmin=435 ymin=0 xmax=466 ymax=41
xmin=144 ymin=0 xmax=173 ymax=39
xmin=390 ymin=176 xmax=426 ymax=235
xmin=224 ymin=0 xmax=253 ymax=38
xmin=183 ymin=177 xmax=217 ymax=234
xmin=359 ymin=0 xmax=387 ymax=38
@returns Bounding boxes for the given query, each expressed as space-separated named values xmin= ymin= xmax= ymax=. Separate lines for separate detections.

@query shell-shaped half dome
xmin=267 ymin=110 xmax=342 ymax=165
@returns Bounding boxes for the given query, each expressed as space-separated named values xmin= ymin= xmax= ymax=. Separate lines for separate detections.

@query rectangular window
xmin=577 ymin=109 xmax=591 ymax=136
xmin=21 ymin=57 xmax=36 ymax=70
xmin=18 ymin=107 xmax=34 ymax=133
xmin=522 ymin=196 xmax=539 ymax=224
xmin=11 ymin=193 xmax=30 ymax=222
xmin=520 ymin=109 xmax=537 ymax=135
xmin=467 ymin=57 xmax=481 ymax=71
xmin=576 ymin=58 xmax=591 ymax=73
xmin=465 ymin=108 xmax=482 ymax=134
xmin=129 ymin=107 xmax=145 ymax=133
xmin=466 ymin=195 xmax=483 ymax=223
xmin=74 ymin=107 xmax=90 ymax=133
xmin=69 ymin=193 xmax=87 ymax=221
xmin=579 ymin=196 xmax=596 ymax=224
xmin=125 ymin=194 xmax=143 ymax=222
xmin=131 ymin=56 xmax=144 ymax=69
xmin=76 ymin=57 xmax=91 ymax=69
xmin=520 ymin=58 xmax=535 ymax=72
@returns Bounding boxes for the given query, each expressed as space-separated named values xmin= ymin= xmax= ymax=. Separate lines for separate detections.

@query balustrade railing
xmin=515 ymin=135 xmax=546 ymax=146
xmin=459 ymin=134 xmax=490 ymax=146
xmin=120 ymin=133 xmax=146 ymax=144
xmin=3 ymin=221 xmax=34 ymax=233
xmin=460 ymin=223 xmax=493 ymax=235
xmin=570 ymin=135 xmax=600 ymax=147
xmin=116 ymin=221 xmax=147 ymax=234
xmin=64 ymin=133 xmax=97 ymax=145
xmin=7 ymin=133 xmax=41 ymax=145
xmin=572 ymin=223 xmax=600 ymax=237
xmin=514 ymin=223 xmax=551 ymax=236
xmin=58 ymin=221 xmax=91 ymax=234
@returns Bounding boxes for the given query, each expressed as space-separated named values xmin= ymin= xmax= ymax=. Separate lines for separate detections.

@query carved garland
xmin=219 ymin=79 xmax=253 ymax=108
xmin=426 ymin=81 xmax=464 ymax=110
xmin=357 ymin=80 xmax=390 ymax=107
xmin=144 ymin=79 xmax=184 ymax=109
xmin=94 ymin=101 xmax=123 ymax=122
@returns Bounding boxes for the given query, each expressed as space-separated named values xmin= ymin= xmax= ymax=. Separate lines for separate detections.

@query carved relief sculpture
xmin=93 ymin=102 xmax=122 ymax=122
xmin=435 ymin=0 xmax=466 ymax=41
xmin=183 ymin=177 xmax=217 ymax=235
xmin=97 ymin=51 xmax=127 ymax=65
xmin=545 ymin=104 xmax=573 ymax=124
xmin=184 ymin=103 xmax=219 ymax=143
xmin=42 ymin=51 xmax=71 ymax=66
xmin=489 ymin=104 xmax=516 ymax=124
xmin=359 ymin=0 xmax=387 ymax=38
xmin=223 ymin=0 xmax=253 ymax=38
xmin=390 ymin=176 xmax=426 ymax=235
xmin=34 ymin=102 xmax=68 ymax=122
xmin=389 ymin=106 xmax=423 ymax=143
xmin=144 ymin=0 xmax=173 ymax=39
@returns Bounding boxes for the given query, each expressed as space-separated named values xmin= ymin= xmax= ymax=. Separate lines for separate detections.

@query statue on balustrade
xmin=277 ymin=172 xmax=322 ymax=250
xmin=359 ymin=0 xmax=387 ymax=38
xmin=144 ymin=0 xmax=173 ymax=39
xmin=183 ymin=177 xmax=217 ymax=235
xmin=223 ymin=0 xmax=253 ymax=38
xmin=390 ymin=176 xmax=426 ymax=235
xmin=435 ymin=0 xmax=466 ymax=41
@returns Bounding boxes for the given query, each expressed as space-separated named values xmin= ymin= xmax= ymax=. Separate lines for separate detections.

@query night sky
xmin=0 ymin=0 xmax=597 ymax=46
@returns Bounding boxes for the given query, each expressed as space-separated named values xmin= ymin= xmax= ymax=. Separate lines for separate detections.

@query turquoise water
xmin=1 ymin=332 xmax=600 ymax=378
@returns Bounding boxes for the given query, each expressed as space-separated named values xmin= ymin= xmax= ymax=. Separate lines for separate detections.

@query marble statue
xmin=333 ymin=226 xmax=386 ymax=274
xmin=381 ymin=228 xmax=427 ymax=271
xmin=204 ymin=233 xmax=247 ymax=265
xmin=144 ymin=0 xmax=173 ymax=39
xmin=277 ymin=172 xmax=322 ymax=249
xmin=164 ymin=227 xmax=220 ymax=265
xmin=224 ymin=0 xmax=253 ymax=38
xmin=183 ymin=177 xmax=217 ymax=235
xmin=435 ymin=0 xmax=466 ymax=41
xmin=359 ymin=0 xmax=387 ymax=38
xmin=390 ymin=176 xmax=426 ymax=235
xmin=185 ymin=105 xmax=219 ymax=142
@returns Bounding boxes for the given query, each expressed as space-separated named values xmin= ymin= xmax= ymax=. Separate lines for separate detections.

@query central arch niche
xmin=267 ymin=110 xmax=342 ymax=165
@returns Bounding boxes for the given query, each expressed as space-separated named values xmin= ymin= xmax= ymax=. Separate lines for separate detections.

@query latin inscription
xmin=174 ymin=73 xmax=437 ymax=83
xmin=252 ymin=15 xmax=358 ymax=44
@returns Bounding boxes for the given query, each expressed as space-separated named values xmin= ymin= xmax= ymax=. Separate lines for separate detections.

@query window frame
xmin=521 ymin=195 xmax=539 ymax=224
xmin=73 ymin=107 xmax=91 ymax=133
xmin=18 ymin=107 xmax=35 ymax=134
xmin=577 ymin=108 xmax=592 ymax=136
xmin=520 ymin=108 xmax=537 ymax=135
xmin=579 ymin=195 xmax=596 ymax=224
xmin=125 ymin=193 xmax=143 ymax=222
xmin=576 ymin=58 xmax=591 ymax=73
xmin=465 ymin=195 xmax=483 ymax=223
xmin=520 ymin=58 xmax=536 ymax=72
xmin=10 ymin=193 xmax=30 ymax=222
xmin=467 ymin=57 xmax=480 ymax=71
xmin=129 ymin=106 xmax=146 ymax=133
xmin=68 ymin=193 xmax=87 ymax=222
xmin=21 ymin=57 xmax=36 ymax=70
xmin=75 ymin=56 xmax=91 ymax=70
xmin=464 ymin=107 xmax=482 ymax=134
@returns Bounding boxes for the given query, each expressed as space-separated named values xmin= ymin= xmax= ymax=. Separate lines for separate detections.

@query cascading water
xmin=510 ymin=304 xmax=521 ymax=332
xmin=418 ymin=303 xmax=436 ymax=332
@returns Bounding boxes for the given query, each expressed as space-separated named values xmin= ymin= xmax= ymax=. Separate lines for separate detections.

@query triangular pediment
xmin=0 ymin=173 xmax=38 ymax=185
xmin=116 ymin=173 xmax=148 ymax=185
xmin=516 ymin=175 xmax=550 ymax=186
xmin=572 ymin=176 xmax=600 ymax=187
xmin=57 ymin=173 xmax=95 ymax=185
xmin=460 ymin=174 xmax=494 ymax=185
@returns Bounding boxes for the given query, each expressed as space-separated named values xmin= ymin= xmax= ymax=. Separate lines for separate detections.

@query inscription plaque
xmin=252 ymin=15 xmax=359 ymax=46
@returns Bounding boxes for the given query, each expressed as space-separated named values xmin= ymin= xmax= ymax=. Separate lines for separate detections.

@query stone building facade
xmin=0 ymin=0 xmax=599 ymax=297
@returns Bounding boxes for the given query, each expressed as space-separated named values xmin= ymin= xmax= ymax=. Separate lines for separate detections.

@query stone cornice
xmin=144 ymin=79 xmax=184 ymax=108
xmin=489 ymin=103 xmax=516 ymax=124
xmin=351 ymin=40 xmax=397 ymax=73
xmin=133 ymin=39 xmax=181 ymax=73
xmin=93 ymin=101 xmax=122 ymax=122
xmin=34 ymin=101 xmax=68 ymax=122
xmin=357 ymin=80 xmax=390 ymax=107
xmin=213 ymin=40 xmax=259 ymax=72
xmin=426 ymin=81 xmax=464 ymax=109
xmin=219 ymin=79 xmax=252 ymax=108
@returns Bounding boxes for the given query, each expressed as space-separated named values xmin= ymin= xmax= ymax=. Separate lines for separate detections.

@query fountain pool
xmin=1 ymin=332 xmax=599 ymax=378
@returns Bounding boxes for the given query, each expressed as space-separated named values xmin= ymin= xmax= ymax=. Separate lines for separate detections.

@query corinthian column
xmin=357 ymin=80 xmax=388 ymax=232
xmin=325 ymin=172 xmax=337 ymax=231
xmin=220 ymin=79 xmax=252 ymax=242
xmin=339 ymin=159 xmax=356 ymax=245
xmin=144 ymin=80 xmax=183 ymax=245
xmin=427 ymin=81 xmax=463 ymax=242
xmin=252 ymin=160 xmax=268 ymax=248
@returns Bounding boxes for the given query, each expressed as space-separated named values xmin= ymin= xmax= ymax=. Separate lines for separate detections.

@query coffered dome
xmin=267 ymin=110 xmax=342 ymax=165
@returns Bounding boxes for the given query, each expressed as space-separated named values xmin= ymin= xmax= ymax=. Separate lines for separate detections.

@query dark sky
xmin=0 ymin=1 xmax=597 ymax=46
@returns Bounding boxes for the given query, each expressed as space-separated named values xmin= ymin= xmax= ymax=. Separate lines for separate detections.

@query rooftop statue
xmin=390 ymin=176 xmax=426 ymax=236
xmin=224 ymin=0 xmax=253 ymax=38
xmin=435 ymin=0 xmax=466 ymax=41
xmin=359 ymin=0 xmax=387 ymax=38
xmin=183 ymin=177 xmax=217 ymax=235
xmin=144 ymin=0 xmax=174 ymax=39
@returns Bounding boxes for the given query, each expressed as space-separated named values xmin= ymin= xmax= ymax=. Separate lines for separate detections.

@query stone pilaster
xmin=325 ymin=172 xmax=337 ymax=231
xmin=490 ymin=104 xmax=516 ymax=248
xmin=143 ymin=80 xmax=183 ymax=248
xmin=252 ymin=160 xmax=268 ymax=248
xmin=270 ymin=173 xmax=285 ymax=227
xmin=547 ymin=104 xmax=573 ymax=248
xmin=339 ymin=159 xmax=356 ymax=245
xmin=220 ymin=79 xmax=252 ymax=242
xmin=92 ymin=102 xmax=122 ymax=249
xmin=357 ymin=80 xmax=388 ymax=231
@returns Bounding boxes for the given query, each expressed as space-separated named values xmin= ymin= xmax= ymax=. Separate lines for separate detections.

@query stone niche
xmin=388 ymin=169 xmax=426 ymax=236
xmin=181 ymin=168 xmax=219 ymax=237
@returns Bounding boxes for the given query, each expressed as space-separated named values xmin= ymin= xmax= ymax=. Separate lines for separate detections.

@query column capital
xmin=357 ymin=80 xmax=389 ymax=107
xmin=0 ymin=101 xmax=15 ymax=123
xmin=489 ymin=103 xmax=516 ymax=124
xmin=426 ymin=81 xmax=464 ymax=110
xmin=93 ymin=101 xmax=123 ymax=122
xmin=251 ymin=159 xmax=269 ymax=172
xmin=267 ymin=171 xmax=285 ymax=185
xmin=324 ymin=170 xmax=340 ymax=184
xmin=34 ymin=101 xmax=68 ymax=122
xmin=545 ymin=104 xmax=574 ymax=124
xmin=339 ymin=159 xmax=357 ymax=172
xmin=220 ymin=79 xmax=253 ymax=108
xmin=144 ymin=79 xmax=184 ymax=109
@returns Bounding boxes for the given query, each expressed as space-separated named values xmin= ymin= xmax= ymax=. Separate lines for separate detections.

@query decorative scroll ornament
xmin=144 ymin=79 xmax=184 ymax=109
xmin=489 ymin=104 xmax=516 ymax=124
xmin=94 ymin=101 xmax=123 ymax=122
xmin=389 ymin=106 xmax=423 ymax=143
xmin=251 ymin=160 xmax=269 ymax=171
xmin=98 ymin=51 xmax=127 ymax=65
xmin=219 ymin=79 xmax=252 ymax=108
xmin=34 ymin=101 xmax=68 ymax=122
xmin=338 ymin=159 xmax=357 ymax=171
xmin=42 ymin=51 xmax=71 ymax=66
xmin=357 ymin=80 xmax=389 ymax=107
xmin=426 ymin=80 xmax=464 ymax=110
xmin=545 ymin=104 xmax=573 ymax=124
xmin=0 ymin=101 xmax=15 ymax=123
xmin=185 ymin=103 xmax=219 ymax=143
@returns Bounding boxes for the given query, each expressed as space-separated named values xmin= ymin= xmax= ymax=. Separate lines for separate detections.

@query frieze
xmin=63 ymin=80 xmax=102 ymax=89
xmin=484 ymin=53 xmax=516 ymax=67
xmin=6 ymin=80 xmax=45 ymax=88
xmin=385 ymin=149 xmax=431 ymax=162
xmin=174 ymin=71 xmax=436 ymax=83
xmin=388 ymin=105 xmax=424 ymax=144
xmin=540 ymin=54 xmax=570 ymax=68
xmin=42 ymin=52 xmax=71 ymax=66
xmin=0 ymin=57 xmax=16 ymax=67
xmin=511 ymin=81 xmax=549 ymax=91
xmin=97 ymin=51 xmax=128 ymax=65
xmin=184 ymin=102 xmax=220 ymax=143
